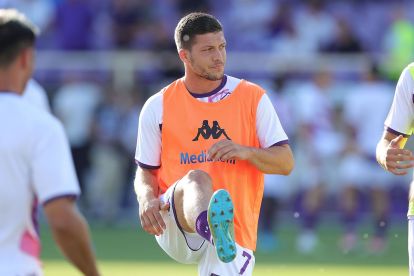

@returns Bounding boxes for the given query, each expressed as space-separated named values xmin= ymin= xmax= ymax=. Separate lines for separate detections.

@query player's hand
xmin=139 ymin=198 xmax=170 ymax=236
xmin=383 ymin=135 xmax=414 ymax=175
xmin=207 ymin=139 xmax=251 ymax=161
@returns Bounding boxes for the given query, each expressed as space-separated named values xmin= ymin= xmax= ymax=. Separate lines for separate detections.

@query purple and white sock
xmin=195 ymin=211 xmax=212 ymax=244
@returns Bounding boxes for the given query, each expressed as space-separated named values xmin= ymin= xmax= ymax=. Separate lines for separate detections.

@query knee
xmin=186 ymin=170 xmax=213 ymax=190
xmin=186 ymin=170 xmax=213 ymax=194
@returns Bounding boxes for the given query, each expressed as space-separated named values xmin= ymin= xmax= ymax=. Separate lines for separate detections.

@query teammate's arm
xmin=135 ymin=167 xmax=169 ymax=236
xmin=208 ymin=140 xmax=294 ymax=175
xmin=43 ymin=197 xmax=100 ymax=276
xmin=376 ymin=131 xmax=414 ymax=175
xmin=378 ymin=64 xmax=414 ymax=175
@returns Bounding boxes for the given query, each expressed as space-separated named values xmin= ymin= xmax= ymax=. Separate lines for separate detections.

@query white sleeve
xmin=135 ymin=93 xmax=163 ymax=168
xmin=384 ymin=66 xmax=414 ymax=136
xmin=23 ymin=79 xmax=50 ymax=112
xmin=256 ymin=94 xmax=289 ymax=148
xmin=32 ymin=118 xmax=80 ymax=205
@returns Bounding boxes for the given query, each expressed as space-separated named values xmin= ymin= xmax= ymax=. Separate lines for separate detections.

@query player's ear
xmin=178 ymin=49 xmax=189 ymax=64
xmin=19 ymin=47 xmax=33 ymax=70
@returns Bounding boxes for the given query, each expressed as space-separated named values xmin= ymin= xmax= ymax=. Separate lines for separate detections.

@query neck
xmin=183 ymin=70 xmax=223 ymax=94
xmin=0 ymin=69 xmax=24 ymax=95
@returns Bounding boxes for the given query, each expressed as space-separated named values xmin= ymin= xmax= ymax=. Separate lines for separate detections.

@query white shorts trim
xmin=409 ymin=217 xmax=414 ymax=276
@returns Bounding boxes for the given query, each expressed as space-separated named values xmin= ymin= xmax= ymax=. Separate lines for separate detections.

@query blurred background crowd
xmin=2 ymin=0 xmax=414 ymax=257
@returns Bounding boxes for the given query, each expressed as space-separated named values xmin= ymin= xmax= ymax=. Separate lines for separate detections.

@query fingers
xmin=139 ymin=200 xmax=169 ymax=236
xmin=388 ymin=168 xmax=409 ymax=176
xmin=208 ymin=140 xmax=233 ymax=160
xmin=384 ymin=147 xmax=414 ymax=172
xmin=386 ymin=159 xmax=414 ymax=168
xmin=140 ymin=214 xmax=156 ymax=235
xmin=387 ymin=148 xmax=413 ymax=157
xmin=220 ymin=149 xmax=238 ymax=161
xmin=209 ymin=144 xmax=235 ymax=161
xmin=382 ymin=140 xmax=414 ymax=175
xmin=147 ymin=212 xmax=165 ymax=235
xmin=384 ymin=152 xmax=414 ymax=176
xmin=386 ymin=152 xmax=414 ymax=162
xmin=140 ymin=211 xmax=165 ymax=236
xmin=386 ymin=160 xmax=414 ymax=170
xmin=208 ymin=140 xmax=249 ymax=161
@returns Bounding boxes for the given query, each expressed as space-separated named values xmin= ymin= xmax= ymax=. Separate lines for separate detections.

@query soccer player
xmin=0 ymin=9 xmax=99 ymax=275
xmin=291 ymin=70 xmax=341 ymax=254
xmin=376 ymin=62 xmax=414 ymax=274
xmin=338 ymin=65 xmax=398 ymax=254
xmin=135 ymin=12 xmax=294 ymax=275
xmin=339 ymin=65 xmax=395 ymax=254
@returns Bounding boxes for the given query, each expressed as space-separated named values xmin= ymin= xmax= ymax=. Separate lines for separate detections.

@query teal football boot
xmin=207 ymin=189 xmax=236 ymax=263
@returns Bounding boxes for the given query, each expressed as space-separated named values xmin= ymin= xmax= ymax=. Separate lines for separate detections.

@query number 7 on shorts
xmin=239 ymin=251 xmax=252 ymax=275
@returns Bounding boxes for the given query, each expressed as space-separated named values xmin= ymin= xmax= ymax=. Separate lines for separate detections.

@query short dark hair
xmin=0 ymin=9 xmax=38 ymax=67
xmin=174 ymin=12 xmax=223 ymax=51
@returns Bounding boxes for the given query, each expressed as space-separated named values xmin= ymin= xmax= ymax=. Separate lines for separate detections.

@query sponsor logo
xmin=192 ymin=120 xmax=231 ymax=141
xmin=180 ymin=150 xmax=236 ymax=165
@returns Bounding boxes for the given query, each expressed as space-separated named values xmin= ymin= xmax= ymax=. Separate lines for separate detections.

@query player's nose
xmin=212 ymin=49 xmax=224 ymax=63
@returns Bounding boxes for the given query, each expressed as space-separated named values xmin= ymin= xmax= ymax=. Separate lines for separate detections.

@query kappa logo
xmin=192 ymin=120 xmax=231 ymax=141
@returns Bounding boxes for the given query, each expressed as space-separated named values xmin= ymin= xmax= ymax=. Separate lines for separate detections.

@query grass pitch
xmin=43 ymin=261 xmax=407 ymax=276
xmin=41 ymin=219 xmax=408 ymax=276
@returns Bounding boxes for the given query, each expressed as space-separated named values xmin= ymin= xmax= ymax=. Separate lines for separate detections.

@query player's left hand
xmin=207 ymin=139 xmax=251 ymax=161
xmin=382 ymin=135 xmax=414 ymax=175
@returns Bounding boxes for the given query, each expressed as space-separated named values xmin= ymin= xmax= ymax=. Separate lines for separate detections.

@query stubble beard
xmin=189 ymin=55 xmax=224 ymax=81
xmin=201 ymin=71 xmax=224 ymax=81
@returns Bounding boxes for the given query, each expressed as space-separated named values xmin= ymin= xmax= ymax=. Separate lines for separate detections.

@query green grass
xmin=40 ymin=220 xmax=409 ymax=275
xmin=43 ymin=262 xmax=407 ymax=276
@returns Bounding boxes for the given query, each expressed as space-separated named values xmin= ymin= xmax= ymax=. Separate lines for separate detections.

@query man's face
xmin=185 ymin=31 xmax=226 ymax=81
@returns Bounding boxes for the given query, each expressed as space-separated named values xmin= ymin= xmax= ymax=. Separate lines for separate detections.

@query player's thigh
xmin=155 ymin=182 xmax=207 ymax=264
xmin=198 ymin=243 xmax=255 ymax=276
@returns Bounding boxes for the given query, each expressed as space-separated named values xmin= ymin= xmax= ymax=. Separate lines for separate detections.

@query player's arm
xmin=208 ymin=140 xmax=294 ymax=174
xmin=31 ymin=118 xmax=100 ymax=275
xmin=43 ymin=197 xmax=100 ymax=276
xmin=376 ymin=131 xmax=414 ymax=175
xmin=134 ymin=167 xmax=169 ymax=236
xmin=377 ymin=64 xmax=414 ymax=175
xmin=243 ymin=143 xmax=293 ymax=174
xmin=134 ymin=92 xmax=168 ymax=236
xmin=208 ymin=93 xmax=294 ymax=175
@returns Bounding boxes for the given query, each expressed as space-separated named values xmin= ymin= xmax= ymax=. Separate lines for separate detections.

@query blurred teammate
xmin=376 ymin=62 xmax=414 ymax=275
xmin=339 ymin=65 xmax=395 ymax=254
xmin=291 ymin=71 xmax=344 ymax=254
xmin=0 ymin=9 xmax=99 ymax=275
xmin=135 ymin=12 xmax=294 ymax=275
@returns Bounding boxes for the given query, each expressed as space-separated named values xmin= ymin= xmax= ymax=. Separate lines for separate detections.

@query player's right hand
xmin=139 ymin=198 xmax=170 ymax=236
xmin=383 ymin=135 xmax=414 ymax=175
